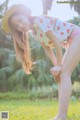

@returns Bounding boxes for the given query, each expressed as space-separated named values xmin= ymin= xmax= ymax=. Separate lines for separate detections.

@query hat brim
xmin=2 ymin=4 xmax=31 ymax=33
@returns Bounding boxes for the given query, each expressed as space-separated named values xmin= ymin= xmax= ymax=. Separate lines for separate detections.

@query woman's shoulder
xmin=36 ymin=15 xmax=59 ymax=21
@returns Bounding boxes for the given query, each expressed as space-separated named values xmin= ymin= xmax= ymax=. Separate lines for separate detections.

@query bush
xmin=72 ymin=81 xmax=80 ymax=98
xmin=0 ymin=84 xmax=58 ymax=100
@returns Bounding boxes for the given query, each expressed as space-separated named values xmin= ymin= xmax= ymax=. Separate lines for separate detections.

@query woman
xmin=2 ymin=4 xmax=80 ymax=120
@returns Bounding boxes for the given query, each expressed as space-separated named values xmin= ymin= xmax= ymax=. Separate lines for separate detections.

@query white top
xmin=32 ymin=15 xmax=76 ymax=49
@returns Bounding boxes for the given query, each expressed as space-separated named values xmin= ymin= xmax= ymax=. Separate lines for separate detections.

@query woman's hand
xmin=50 ymin=66 xmax=62 ymax=82
xmin=50 ymin=66 xmax=62 ymax=76
xmin=54 ymin=75 xmax=60 ymax=83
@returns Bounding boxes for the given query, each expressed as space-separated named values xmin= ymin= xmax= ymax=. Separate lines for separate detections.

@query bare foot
xmin=50 ymin=116 xmax=67 ymax=120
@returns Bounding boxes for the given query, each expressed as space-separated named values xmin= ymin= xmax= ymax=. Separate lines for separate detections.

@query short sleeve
xmin=33 ymin=16 xmax=55 ymax=49
xmin=35 ymin=16 xmax=54 ymax=33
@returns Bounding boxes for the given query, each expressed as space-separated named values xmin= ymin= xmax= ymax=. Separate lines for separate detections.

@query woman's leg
xmin=52 ymin=35 xmax=80 ymax=120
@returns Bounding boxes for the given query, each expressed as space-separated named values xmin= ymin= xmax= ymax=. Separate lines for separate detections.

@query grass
xmin=0 ymin=99 xmax=80 ymax=120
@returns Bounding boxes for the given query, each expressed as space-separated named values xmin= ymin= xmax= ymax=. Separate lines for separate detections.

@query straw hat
xmin=2 ymin=4 xmax=31 ymax=33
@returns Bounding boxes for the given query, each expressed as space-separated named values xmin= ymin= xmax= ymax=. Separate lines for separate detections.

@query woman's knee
xmin=59 ymin=69 xmax=71 ymax=80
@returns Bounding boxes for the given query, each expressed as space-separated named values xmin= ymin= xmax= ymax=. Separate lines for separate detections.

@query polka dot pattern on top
xmin=33 ymin=23 xmax=55 ymax=49
xmin=33 ymin=15 xmax=75 ymax=49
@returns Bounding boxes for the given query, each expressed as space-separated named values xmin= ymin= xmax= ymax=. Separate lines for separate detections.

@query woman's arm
xmin=41 ymin=42 xmax=57 ymax=66
xmin=41 ymin=42 xmax=61 ymax=82
xmin=46 ymin=30 xmax=63 ymax=66
xmin=62 ymin=49 xmax=68 ymax=64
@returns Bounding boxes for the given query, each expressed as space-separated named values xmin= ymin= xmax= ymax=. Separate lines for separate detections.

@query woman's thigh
xmin=61 ymin=35 xmax=80 ymax=76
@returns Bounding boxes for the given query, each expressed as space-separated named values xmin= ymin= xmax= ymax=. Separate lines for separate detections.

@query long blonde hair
xmin=10 ymin=26 xmax=33 ymax=74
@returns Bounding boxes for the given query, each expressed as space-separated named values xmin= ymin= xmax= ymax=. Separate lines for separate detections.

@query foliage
xmin=42 ymin=0 xmax=53 ymax=14
xmin=0 ymin=84 xmax=58 ymax=100
xmin=68 ymin=16 xmax=80 ymax=27
xmin=69 ymin=0 xmax=80 ymax=15
xmin=0 ymin=81 xmax=80 ymax=100
xmin=72 ymin=81 xmax=80 ymax=97
xmin=0 ymin=1 xmax=80 ymax=98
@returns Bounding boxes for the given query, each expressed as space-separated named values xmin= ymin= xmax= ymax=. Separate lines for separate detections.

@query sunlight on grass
xmin=0 ymin=100 xmax=80 ymax=120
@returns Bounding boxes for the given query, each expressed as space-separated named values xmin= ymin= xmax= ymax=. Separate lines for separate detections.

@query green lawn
xmin=0 ymin=99 xmax=80 ymax=120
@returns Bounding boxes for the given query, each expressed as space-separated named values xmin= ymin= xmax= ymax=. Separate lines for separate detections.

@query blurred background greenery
xmin=0 ymin=0 xmax=80 ymax=100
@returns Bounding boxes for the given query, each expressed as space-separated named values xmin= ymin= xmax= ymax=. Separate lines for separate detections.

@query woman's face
xmin=10 ymin=14 xmax=31 ymax=32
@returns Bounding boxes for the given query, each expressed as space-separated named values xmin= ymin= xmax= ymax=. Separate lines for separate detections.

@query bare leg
xmin=57 ymin=73 xmax=72 ymax=119
xmin=51 ymin=35 xmax=80 ymax=120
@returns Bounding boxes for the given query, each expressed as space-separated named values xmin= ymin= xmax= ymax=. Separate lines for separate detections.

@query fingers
xmin=50 ymin=69 xmax=61 ymax=83
xmin=50 ymin=69 xmax=61 ymax=76
xmin=54 ymin=75 xmax=60 ymax=83
xmin=50 ymin=66 xmax=62 ymax=83
xmin=50 ymin=66 xmax=61 ymax=75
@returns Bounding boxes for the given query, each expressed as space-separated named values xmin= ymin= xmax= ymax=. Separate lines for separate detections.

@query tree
xmin=69 ymin=0 xmax=80 ymax=15
xmin=42 ymin=0 xmax=53 ymax=14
